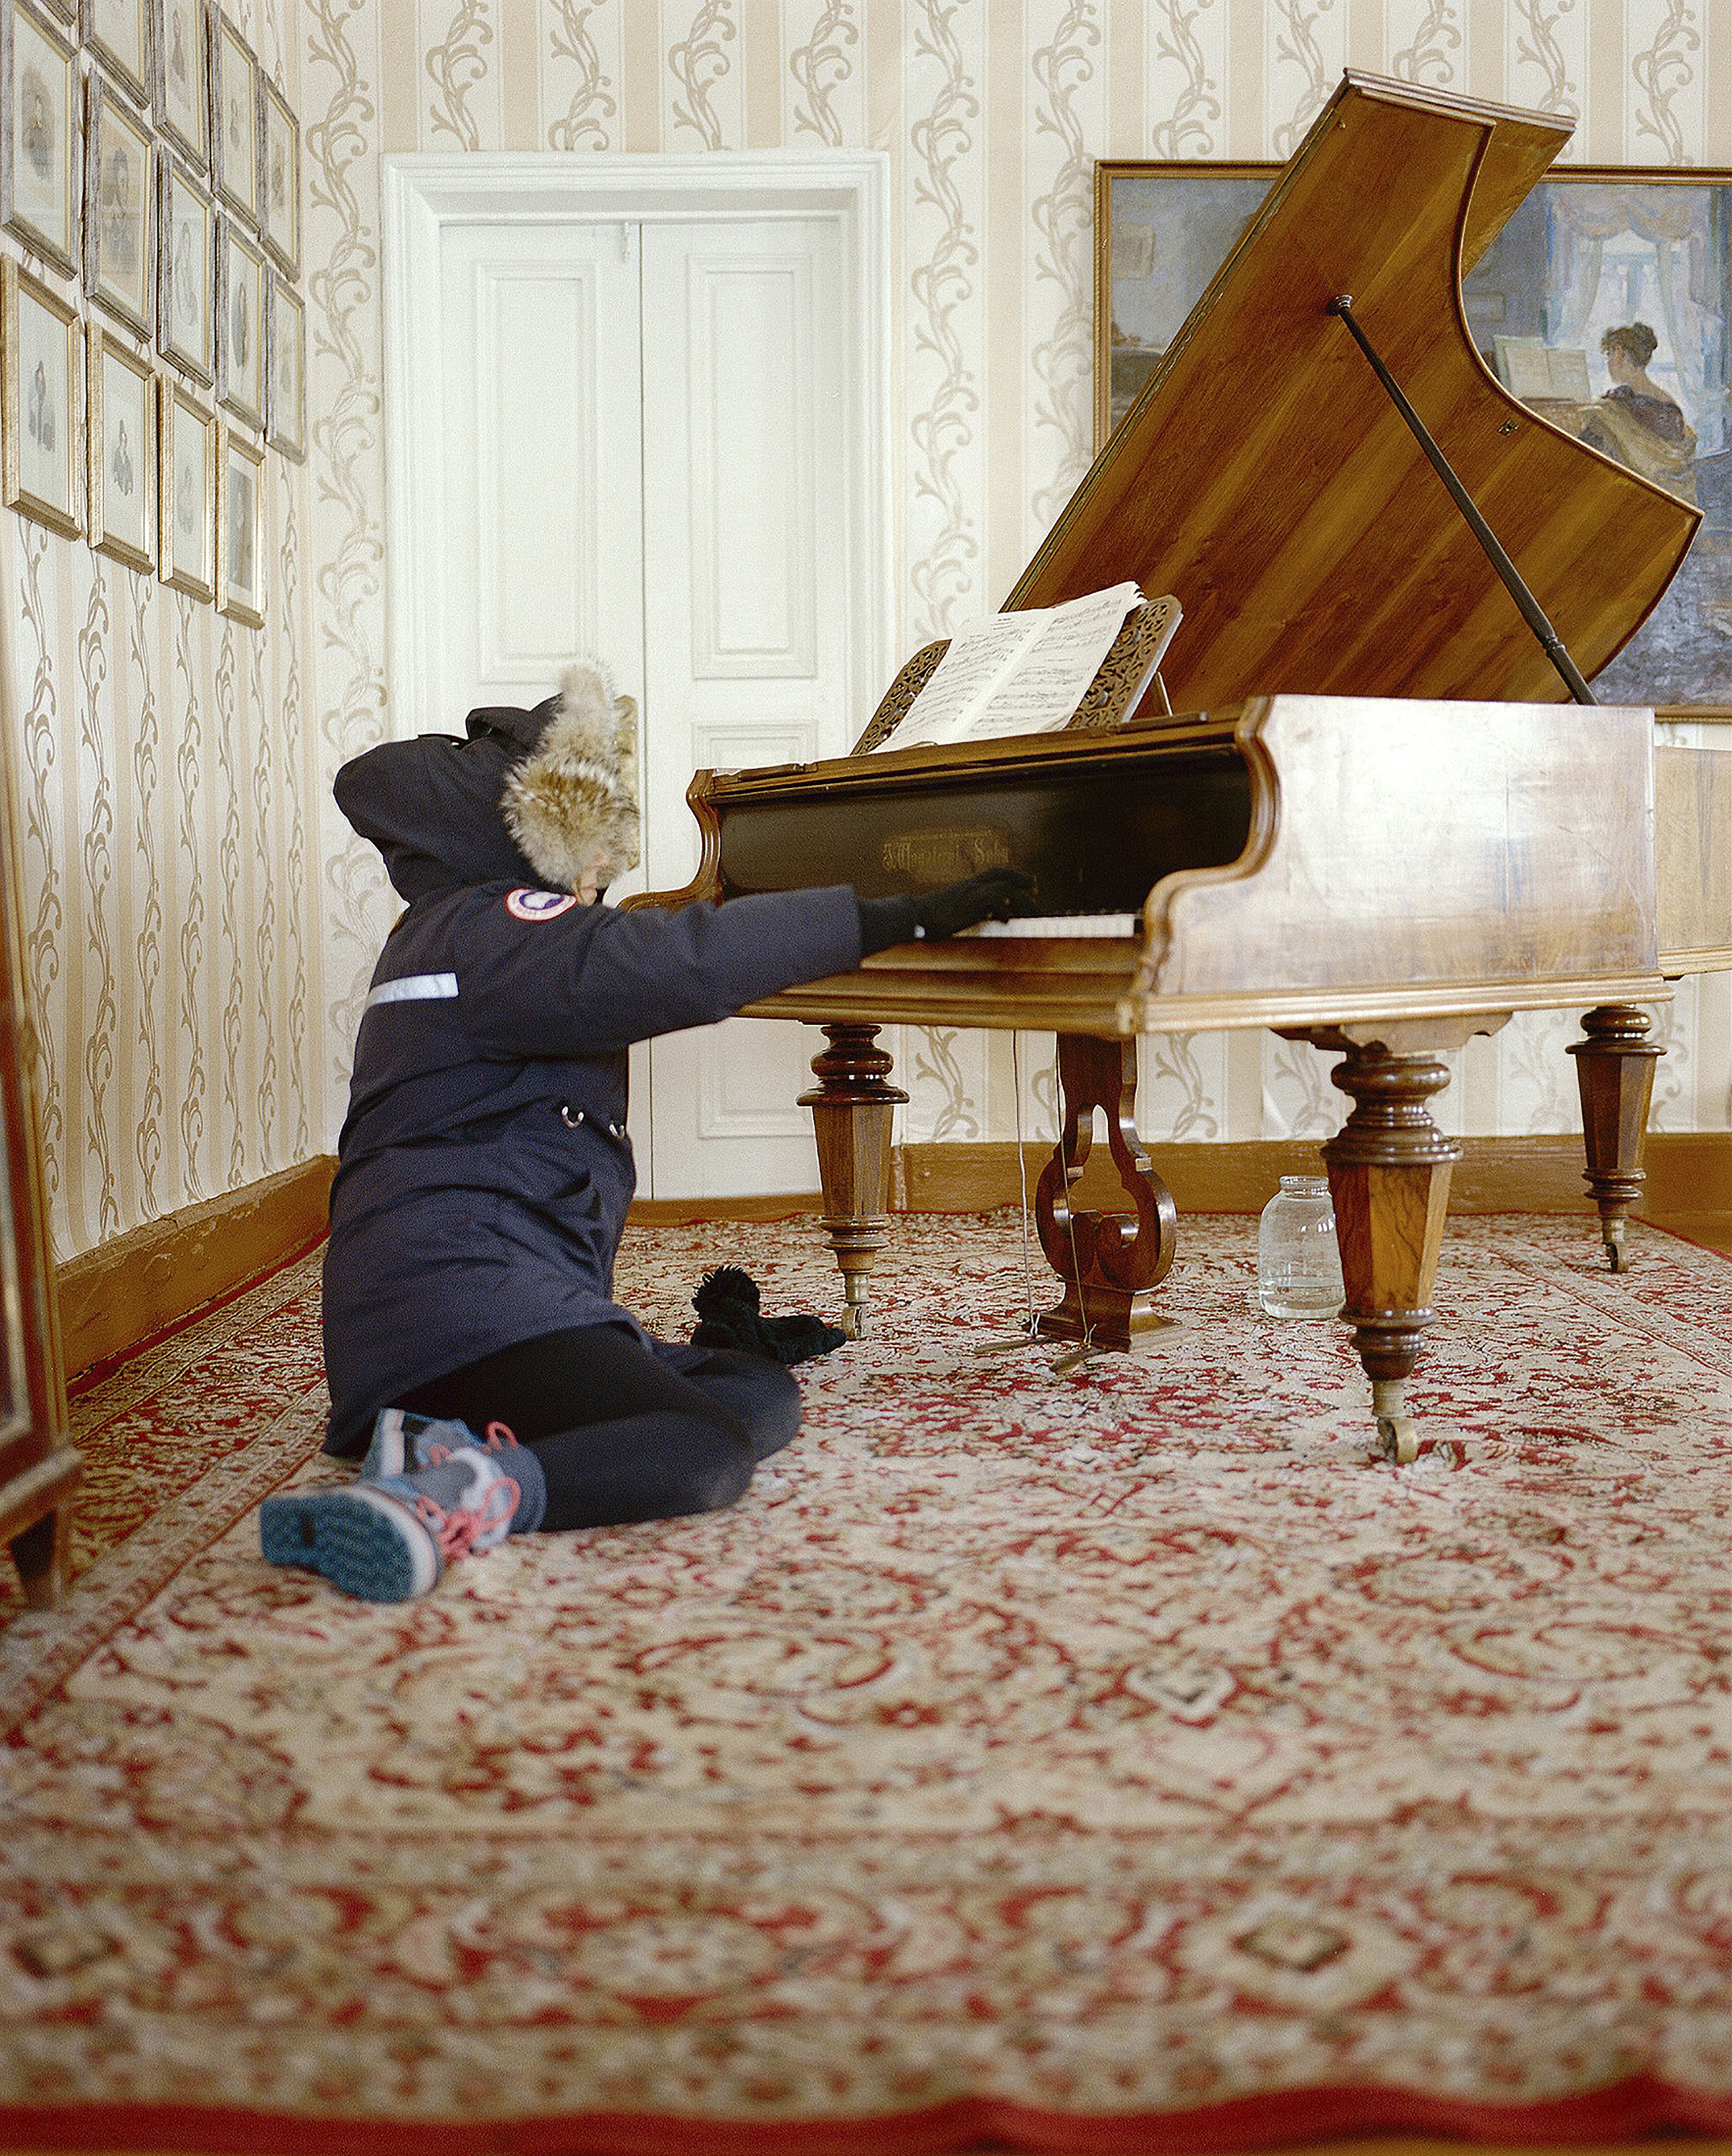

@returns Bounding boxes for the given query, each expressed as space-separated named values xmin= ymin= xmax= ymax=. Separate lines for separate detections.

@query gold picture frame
xmin=84 ymin=72 xmax=155 ymax=337
xmin=158 ymin=150 xmax=213 ymax=382
xmin=158 ymin=374 xmax=214 ymax=597
xmin=156 ymin=0 xmax=210 ymax=171
xmin=215 ymin=210 xmax=264 ymax=426
xmin=1 ymin=257 xmax=81 ymax=538
xmin=259 ymin=74 xmax=297 ymax=274
xmin=216 ymin=420 xmax=262 ymax=624
xmin=84 ymin=0 xmax=153 ymax=112
xmin=265 ymin=265 xmax=301 ymax=459
xmin=87 ymin=322 xmax=153 ymax=569
xmin=1094 ymin=158 xmax=1732 ymax=716
xmin=211 ymin=12 xmax=256 ymax=227
xmin=2 ymin=2 xmax=79 ymax=277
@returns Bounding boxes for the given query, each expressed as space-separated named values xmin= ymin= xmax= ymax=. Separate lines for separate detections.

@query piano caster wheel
xmin=1603 ymin=1224 xmax=1632 ymax=1274
xmin=840 ymin=1302 xmax=866 ymax=1342
xmin=1378 ymin=1415 xmax=1419 ymax=1465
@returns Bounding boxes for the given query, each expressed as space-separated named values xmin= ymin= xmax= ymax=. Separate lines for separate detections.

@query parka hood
xmin=334 ymin=664 xmax=641 ymax=903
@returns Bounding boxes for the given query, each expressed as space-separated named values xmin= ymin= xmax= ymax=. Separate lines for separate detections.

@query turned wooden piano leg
xmin=1032 ymin=1033 xmax=1177 ymax=1352
xmin=799 ymin=1022 xmax=908 ymax=1340
xmin=1567 ymin=1003 xmax=1662 ymax=1273
xmin=1321 ymin=1041 xmax=1461 ymax=1464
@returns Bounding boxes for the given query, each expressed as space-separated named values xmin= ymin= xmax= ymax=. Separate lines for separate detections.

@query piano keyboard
xmin=961 ymin=913 xmax=1140 ymax=939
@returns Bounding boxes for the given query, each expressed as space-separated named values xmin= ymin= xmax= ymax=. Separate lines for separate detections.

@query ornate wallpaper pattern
xmin=298 ymin=0 xmax=1729 ymax=1164
xmin=21 ymin=1 xmax=1732 ymax=1266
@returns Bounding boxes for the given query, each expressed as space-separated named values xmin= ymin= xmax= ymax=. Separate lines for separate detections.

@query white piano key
xmin=959 ymin=914 xmax=1141 ymax=939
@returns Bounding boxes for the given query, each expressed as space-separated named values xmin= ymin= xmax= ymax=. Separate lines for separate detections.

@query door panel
xmin=640 ymin=218 xmax=854 ymax=1198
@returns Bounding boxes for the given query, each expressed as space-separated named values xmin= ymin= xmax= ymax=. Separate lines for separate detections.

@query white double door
xmin=424 ymin=208 xmax=866 ymax=1197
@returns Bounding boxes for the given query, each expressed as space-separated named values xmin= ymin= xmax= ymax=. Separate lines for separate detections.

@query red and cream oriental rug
xmin=2 ymin=1211 xmax=1730 ymax=2154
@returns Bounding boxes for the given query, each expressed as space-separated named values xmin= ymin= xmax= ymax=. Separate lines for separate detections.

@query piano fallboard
xmin=659 ymin=694 xmax=1668 ymax=1040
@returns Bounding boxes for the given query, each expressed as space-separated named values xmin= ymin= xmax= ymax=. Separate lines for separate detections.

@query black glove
xmin=690 ymin=1267 xmax=848 ymax=1366
xmin=857 ymin=868 xmax=1037 ymax=955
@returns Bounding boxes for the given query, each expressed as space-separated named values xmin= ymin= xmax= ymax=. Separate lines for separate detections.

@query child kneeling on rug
xmin=262 ymin=662 xmax=1032 ymax=1602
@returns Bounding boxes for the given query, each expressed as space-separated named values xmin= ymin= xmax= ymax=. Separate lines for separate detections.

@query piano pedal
xmin=972 ymin=1330 xmax=1044 ymax=1357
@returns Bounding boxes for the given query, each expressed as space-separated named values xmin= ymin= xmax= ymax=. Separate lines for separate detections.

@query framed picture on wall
xmin=158 ymin=373 xmax=214 ymax=596
xmin=265 ymin=266 xmax=301 ymax=457
xmin=87 ymin=321 xmax=153 ymax=568
xmin=217 ymin=421 xmax=262 ymax=623
xmin=84 ymin=0 xmax=153 ymax=112
xmin=85 ymin=75 xmax=153 ymax=335
xmin=259 ymin=74 xmax=297 ymax=273
xmin=2 ymin=4 xmax=79 ymax=277
xmin=157 ymin=0 xmax=210 ymax=169
xmin=1 ymin=258 xmax=82 ymax=537
xmin=158 ymin=151 xmax=212 ymax=380
xmin=1095 ymin=159 xmax=1732 ymax=713
xmin=211 ymin=14 xmax=256 ymax=226
xmin=215 ymin=212 xmax=264 ymax=425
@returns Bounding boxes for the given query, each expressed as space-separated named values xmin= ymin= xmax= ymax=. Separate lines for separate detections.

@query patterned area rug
xmin=3 ymin=1212 xmax=1731 ymax=2153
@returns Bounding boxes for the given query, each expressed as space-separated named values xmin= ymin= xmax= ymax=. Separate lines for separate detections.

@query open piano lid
xmin=1010 ymin=72 xmax=1700 ymax=709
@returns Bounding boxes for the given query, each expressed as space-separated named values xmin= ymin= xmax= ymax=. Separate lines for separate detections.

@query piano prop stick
xmin=642 ymin=70 xmax=1732 ymax=1455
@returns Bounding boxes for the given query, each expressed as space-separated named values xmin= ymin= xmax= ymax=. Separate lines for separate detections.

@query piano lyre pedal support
xmin=1032 ymin=1034 xmax=1177 ymax=1351
xmin=1327 ymin=296 xmax=1597 ymax=708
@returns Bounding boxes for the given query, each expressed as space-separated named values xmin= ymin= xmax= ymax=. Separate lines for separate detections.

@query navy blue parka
xmin=321 ymin=705 xmax=862 ymax=1458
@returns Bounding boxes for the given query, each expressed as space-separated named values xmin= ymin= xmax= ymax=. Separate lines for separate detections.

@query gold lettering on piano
xmin=881 ymin=827 xmax=1012 ymax=886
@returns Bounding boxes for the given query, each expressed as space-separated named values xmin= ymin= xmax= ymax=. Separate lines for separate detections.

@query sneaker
xmin=361 ymin=1408 xmax=546 ymax=1532
xmin=260 ymin=1451 xmax=522 ymax=1602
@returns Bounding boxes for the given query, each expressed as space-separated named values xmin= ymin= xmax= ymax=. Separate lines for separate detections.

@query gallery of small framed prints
xmin=3 ymin=3 xmax=80 ymax=277
xmin=1 ymin=258 xmax=81 ymax=537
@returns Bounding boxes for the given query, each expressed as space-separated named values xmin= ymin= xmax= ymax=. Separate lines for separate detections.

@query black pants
xmin=399 ymin=1324 xmax=802 ymax=1533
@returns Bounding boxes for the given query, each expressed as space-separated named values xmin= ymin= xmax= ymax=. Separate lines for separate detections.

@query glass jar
xmin=1257 ymin=1174 xmax=1345 ymax=1320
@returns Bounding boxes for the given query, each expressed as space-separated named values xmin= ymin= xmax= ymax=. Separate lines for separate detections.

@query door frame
xmin=380 ymin=149 xmax=895 ymax=745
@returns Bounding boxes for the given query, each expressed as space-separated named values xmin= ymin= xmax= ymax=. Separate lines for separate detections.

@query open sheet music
xmin=874 ymin=582 xmax=1146 ymax=754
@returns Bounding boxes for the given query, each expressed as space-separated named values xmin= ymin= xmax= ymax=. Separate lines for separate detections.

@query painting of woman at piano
xmin=1097 ymin=165 xmax=1732 ymax=707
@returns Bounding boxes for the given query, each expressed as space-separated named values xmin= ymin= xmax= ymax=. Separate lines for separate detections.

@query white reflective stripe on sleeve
xmin=364 ymin=971 xmax=459 ymax=1010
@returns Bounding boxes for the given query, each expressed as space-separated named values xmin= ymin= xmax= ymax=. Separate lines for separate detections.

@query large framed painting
xmin=1096 ymin=162 xmax=1732 ymax=713
xmin=1 ymin=258 xmax=81 ymax=537
xmin=1 ymin=3 xmax=78 ymax=277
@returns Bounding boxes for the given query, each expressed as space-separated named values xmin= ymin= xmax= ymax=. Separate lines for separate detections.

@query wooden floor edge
xmin=55 ymin=1156 xmax=337 ymax=1381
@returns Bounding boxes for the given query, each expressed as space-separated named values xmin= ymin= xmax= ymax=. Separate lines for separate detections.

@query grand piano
xmin=643 ymin=72 xmax=1732 ymax=1461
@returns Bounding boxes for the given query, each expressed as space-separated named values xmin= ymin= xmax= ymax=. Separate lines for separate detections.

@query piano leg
xmin=1567 ymin=1003 xmax=1663 ymax=1273
xmin=1318 ymin=1037 xmax=1462 ymax=1464
xmin=1032 ymin=1034 xmax=1178 ymax=1351
xmin=799 ymin=1022 xmax=908 ymax=1339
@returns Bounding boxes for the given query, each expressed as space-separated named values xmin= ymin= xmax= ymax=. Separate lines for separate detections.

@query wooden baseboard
xmin=55 ymin=1156 xmax=336 ymax=1381
xmin=895 ymin=1131 xmax=1732 ymax=1233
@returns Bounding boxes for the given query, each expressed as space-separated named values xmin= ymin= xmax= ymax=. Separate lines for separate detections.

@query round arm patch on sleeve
xmin=506 ymin=888 xmax=579 ymax=922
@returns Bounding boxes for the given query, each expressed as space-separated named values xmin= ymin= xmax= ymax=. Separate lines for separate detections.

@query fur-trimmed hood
xmin=334 ymin=662 xmax=641 ymax=902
